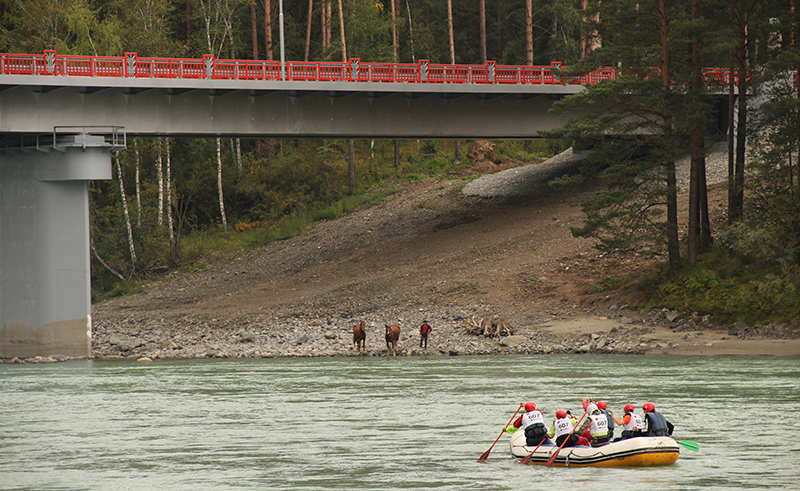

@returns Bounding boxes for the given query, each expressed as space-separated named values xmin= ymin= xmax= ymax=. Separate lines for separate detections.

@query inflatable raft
xmin=510 ymin=430 xmax=680 ymax=467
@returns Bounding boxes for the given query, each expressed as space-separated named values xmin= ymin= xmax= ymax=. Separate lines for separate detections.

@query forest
xmin=1 ymin=0 xmax=798 ymax=324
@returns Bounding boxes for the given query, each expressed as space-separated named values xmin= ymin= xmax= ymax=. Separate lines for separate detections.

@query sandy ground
xmin=540 ymin=318 xmax=800 ymax=356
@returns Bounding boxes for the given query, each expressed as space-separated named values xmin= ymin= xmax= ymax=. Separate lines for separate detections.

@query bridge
xmin=0 ymin=51 xmax=736 ymax=358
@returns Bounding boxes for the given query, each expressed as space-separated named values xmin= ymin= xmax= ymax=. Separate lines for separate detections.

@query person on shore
xmin=614 ymin=403 xmax=644 ymax=440
xmin=596 ymin=400 xmax=616 ymax=441
xmin=548 ymin=409 xmax=590 ymax=447
xmin=580 ymin=401 xmax=611 ymax=447
xmin=507 ymin=402 xmax=552 ymax=446
xmin=419 ymin=320 xmax=432 ymax=348
xmin=642 ymin=402 xmax=674 ymax=437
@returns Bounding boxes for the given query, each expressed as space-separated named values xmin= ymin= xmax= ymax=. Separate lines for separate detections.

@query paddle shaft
xmin=518 ymin=434 xmax=549 ymax=465
xmin=546 ymin=410 xmax=588 ymax=467
xmin=477 ymin=405 xmax=523 ymax=462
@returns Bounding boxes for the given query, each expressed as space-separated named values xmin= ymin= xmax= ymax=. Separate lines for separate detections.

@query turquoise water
xmin=1 ymin=355 xmax=798 ymax=490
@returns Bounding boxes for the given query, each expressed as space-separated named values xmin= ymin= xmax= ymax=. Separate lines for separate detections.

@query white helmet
xmin=587 ymin=403 xmax=599 ymax=414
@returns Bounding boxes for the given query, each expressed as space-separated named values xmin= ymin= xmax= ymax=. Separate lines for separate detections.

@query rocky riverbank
xmin=86 ymin=304 xmax=799 ymax=361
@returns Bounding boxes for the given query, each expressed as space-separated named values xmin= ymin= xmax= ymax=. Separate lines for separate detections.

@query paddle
xmin=546 ymin=410 xmax=588 ymax=468
xmin=677 ymin=440 xmax=700 ymax=452
xmin=518 ymin=434 xmax=549 ymax=465
xmin=477 ymin=405 xmax=523 ymax=462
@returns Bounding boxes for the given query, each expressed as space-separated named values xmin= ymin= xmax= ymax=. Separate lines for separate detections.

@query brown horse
xmin=353 ymin=320 xmax=366 ymax=355
xmin=385 ymin=324 xmax=400 ymax=356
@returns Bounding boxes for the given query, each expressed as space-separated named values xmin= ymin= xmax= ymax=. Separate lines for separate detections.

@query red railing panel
xmin=0 ymin=50 xmax=740 ymax=87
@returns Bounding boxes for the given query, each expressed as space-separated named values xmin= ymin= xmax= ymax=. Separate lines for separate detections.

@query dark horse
xmin=385 ymin=324 xmax=400 ymax=356
xmin=353 ymin=320 xmax=366 ymax=355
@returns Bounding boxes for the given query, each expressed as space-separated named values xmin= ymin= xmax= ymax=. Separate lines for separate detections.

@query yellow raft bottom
xmin=542 ymin=451 xmax=680 ymax=468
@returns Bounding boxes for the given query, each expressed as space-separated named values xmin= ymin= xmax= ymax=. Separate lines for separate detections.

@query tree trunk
xmin=324 ymin=0 xmax=331 ymax=50
xmin=165 ymin=138 xmax=178 ymax=265
xmin=580 ymin=0 xmax=587 ymax=58
xmin=337 ymin=0 xmax=347 ymax=60
xmin=454 ymin=140 xmax=460 ymax=162
xmin=524 ymin=0 xmax=534 ymax=154
xmin=156 ymin=140 xmax=164 ymax=226
xmin=134 ymin=139 xmax=141 ymax=227
xmin=185 ymin=1 xmax=192 ymax=51
xmin=348 ymin=139 xmax=356 ymax=194
xmin=394 ymin=139 xmax=400 ymax=165
xmin=370 ymin=139 xmax=375 ymax=172
xmin=699 ymin=140 xmax=712 ymax=249
xmin=731 ymin=0 xmax=748 ymax=223
xmin=728 ymin=0 xmax=736 ymax=225
xmin=391 ymin=0 xmax=398 ymax=61
xmin=305 ymin=0 xmax=313 ymax=60
xmin=236 ymin=138 xmax=243 ymax=177
xmin=216 ymin=137 xmax=229 ymax=239
xmin=251 ymin=0 xmax=259 ymax=59
xmin=479 ymin=0 xmax=487 ymax=63
xmin=115 ymin=153 xmax=137 ymax=268
xmin=659 ymin=0 xmax=680 ymax=269
xmin=687 ymin=0 xmax=701 ymax=264
xmin=689 ymin=131 xmax=701 ymax=264
xmin=447 ymin=0 xmax=455 ymax=64
xmin=405 ymin=0 xmax=415 ymax=62
xmin=265 ymin=0 xmax=273 ymax=60
xmin=526 ymin=0 xmax=533 ymax=65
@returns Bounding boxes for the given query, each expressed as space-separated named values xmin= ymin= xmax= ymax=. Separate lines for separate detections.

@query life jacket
xmin=588 ymin=412 xmax=609 ymax=438
xmin=553 ymin=416 xmax=574 ymax=439
xmin=521 ymin=410 xmax=545 ymax=428
xmin=645 ymin=411 xmax=669 ymax=436
xmin=623 ymin=412 xmax=643 ymax=431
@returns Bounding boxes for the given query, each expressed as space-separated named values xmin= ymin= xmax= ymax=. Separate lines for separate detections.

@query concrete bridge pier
xmin=0 ymin=131 xmax=121 ymax=358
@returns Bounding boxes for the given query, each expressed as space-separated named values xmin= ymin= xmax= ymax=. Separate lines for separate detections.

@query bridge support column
xmin=0 ymin=134 xmax=116 ymax=358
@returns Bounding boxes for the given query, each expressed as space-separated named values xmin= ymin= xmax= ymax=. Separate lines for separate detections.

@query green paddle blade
xmin=677 ymin=440 xmax=700 ymax=452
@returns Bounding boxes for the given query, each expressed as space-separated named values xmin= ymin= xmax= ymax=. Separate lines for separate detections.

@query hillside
xmin=91 ymin=148 xmax=800 ymax=359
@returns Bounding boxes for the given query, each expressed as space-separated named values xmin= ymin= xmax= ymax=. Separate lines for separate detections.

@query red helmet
xmin=642 ymin=402 xmax=655 ymax=413
xmin=556 ymin=409 xmax=567 ymax=419
xmin=624 ymin=403 xmax=635 ymax=413
xmin=524 ymin=402 xmax=536 ymax=412
xmin=597 ymin=401 xmax=607 ymax=410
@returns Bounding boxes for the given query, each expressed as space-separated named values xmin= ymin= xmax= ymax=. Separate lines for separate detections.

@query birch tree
xmin=115 ymin=153 xmax=137 ymax=269
xmin=156 ymin=139 xmax=164 ymax=226
xmin=165 ymin=138 xmax=178 ymax=264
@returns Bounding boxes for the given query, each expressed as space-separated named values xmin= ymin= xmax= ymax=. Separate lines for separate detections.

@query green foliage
xmin=641 ymin=247 xmax=800 ymax=325
xmin=589 ymin=276 xmax=627 ymax=293
xmin=93 ymin=280 xmax=145 ymax=303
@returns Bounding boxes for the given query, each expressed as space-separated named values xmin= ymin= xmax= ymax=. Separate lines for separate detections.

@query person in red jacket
xmin=419 ymin=320 xmax=432 ymax=348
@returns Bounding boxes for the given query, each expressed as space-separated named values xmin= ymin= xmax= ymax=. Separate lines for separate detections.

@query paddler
xmin=642 ymin=402 xmax=675 ymax=437
xmin=580 ymin=399 xmax=611 ymax=447
xmin=547 ymin=409 xmax=590 ymax=447
xmin=614 ymin=403 xmax=644 ymax=440
xmin=506 ymin=401 xmax=552 ymax=446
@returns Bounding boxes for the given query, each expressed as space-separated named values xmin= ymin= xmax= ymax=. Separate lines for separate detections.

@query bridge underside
xmin=0 ymin=77 xmax=578 ymax=139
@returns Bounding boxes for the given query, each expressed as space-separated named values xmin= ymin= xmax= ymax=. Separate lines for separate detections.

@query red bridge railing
xmin=0 ymin=50 xmax=737 ymax=86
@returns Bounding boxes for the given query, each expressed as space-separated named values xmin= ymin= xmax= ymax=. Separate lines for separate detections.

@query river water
xmin=1 ymin=355 xmax=798 ymax=491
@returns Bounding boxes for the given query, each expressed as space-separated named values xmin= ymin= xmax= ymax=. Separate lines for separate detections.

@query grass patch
xmin=589 ymin=276 xmax=627 ymax=293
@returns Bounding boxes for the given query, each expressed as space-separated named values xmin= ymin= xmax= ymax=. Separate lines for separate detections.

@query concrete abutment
xmin=0 ymin=133 xmax=119 ymax=358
